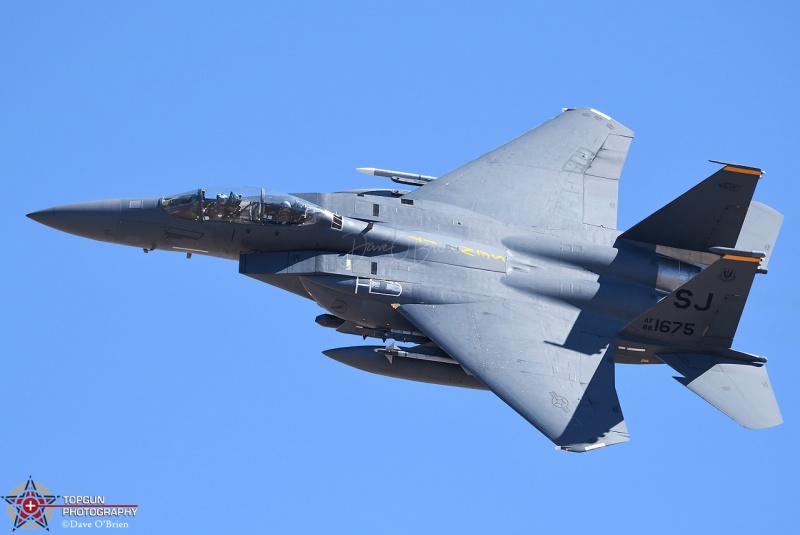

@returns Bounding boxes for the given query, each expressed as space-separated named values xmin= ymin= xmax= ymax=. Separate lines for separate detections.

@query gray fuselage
xmin=29 ymin=186 xmax=698 ymax=364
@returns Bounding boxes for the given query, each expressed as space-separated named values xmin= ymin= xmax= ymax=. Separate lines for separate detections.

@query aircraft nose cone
xmin=27 ymin=199 xmax=122 ymax=243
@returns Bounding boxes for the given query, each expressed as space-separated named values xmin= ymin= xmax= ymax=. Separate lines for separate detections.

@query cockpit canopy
xmin=161 ymin=187 xmax=329 ymax=226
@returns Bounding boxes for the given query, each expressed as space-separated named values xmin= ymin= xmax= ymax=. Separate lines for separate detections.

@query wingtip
xmin=561 ymin=107 xmax=611 ymax=120
xmin=555 ymin=442 xmax=607 ymax=453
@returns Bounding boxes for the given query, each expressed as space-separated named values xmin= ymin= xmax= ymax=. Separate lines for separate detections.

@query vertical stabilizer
xmin=620 ymin=254 xmax=762 ymax=350
xmin=619 ymin=163 xmax=761 ymax=251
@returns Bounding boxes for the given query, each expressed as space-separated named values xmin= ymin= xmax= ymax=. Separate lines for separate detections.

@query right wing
xmin=398 ymin=299 xmax=629 ymax=452
xmin=405 ymin=108 xmax=633 ymax=231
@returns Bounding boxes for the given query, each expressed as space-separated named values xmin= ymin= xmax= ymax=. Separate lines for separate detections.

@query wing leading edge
xmin=398 ymin=300 xmax=629 ymax=452
xmin=405 ymin=108 xmax=634 ymax=231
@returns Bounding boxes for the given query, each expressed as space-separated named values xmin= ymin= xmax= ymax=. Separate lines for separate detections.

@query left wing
xmin=398 ymin=300 xmax=629 ymax=452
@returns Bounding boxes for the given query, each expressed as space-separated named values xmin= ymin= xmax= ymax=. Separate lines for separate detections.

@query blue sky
xmin=2 ymin=2 xmax=799 ymax=533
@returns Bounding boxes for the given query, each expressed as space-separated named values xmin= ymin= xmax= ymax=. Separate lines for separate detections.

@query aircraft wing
xmin=405 ymin=108 xmax=634 ymax=230
xmin=397 ymin=299 xmax=629 ymax=452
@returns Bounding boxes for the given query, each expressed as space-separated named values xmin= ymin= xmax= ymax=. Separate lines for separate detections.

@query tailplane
xmin=735 ymin=201 xmax=783 ymax=271
xmin=659 ymin=352 xmax=782 ymax=429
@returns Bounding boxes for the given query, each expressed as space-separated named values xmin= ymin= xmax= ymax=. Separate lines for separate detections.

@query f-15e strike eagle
xmin=28 ymin=108 xmax=783 ymax=452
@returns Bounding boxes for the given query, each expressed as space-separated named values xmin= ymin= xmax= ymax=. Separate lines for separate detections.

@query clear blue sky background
xmin=2 ymin=2 xmax=799 ymax=533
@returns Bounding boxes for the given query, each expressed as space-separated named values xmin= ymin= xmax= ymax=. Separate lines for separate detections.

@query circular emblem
xmin=22 ymin=498 xmax=40 ymax=515
xmin=2 ymin=477 xmax=59 ymax=531
xmin=550 ymin=391 xmax=571 ymax=413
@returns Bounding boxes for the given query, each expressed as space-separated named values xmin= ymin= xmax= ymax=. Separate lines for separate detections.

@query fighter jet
xmin=28 ymin=108 xmax=783 ymax=452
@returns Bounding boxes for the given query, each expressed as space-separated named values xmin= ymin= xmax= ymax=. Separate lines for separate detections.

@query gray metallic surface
xmin=27 ymin=107 xmax=784 ymax=452
xmin=660 ymin=354 xmax=782 ymax=429
xmin=735 ymin=201 xmax=783 ymax=270
xmin=398 ymin=301 xmax=629 ymax=452
xmin=28 ymin=199 xmax=123 ymax=243
xmin=405 ymin=108 xmax=633 ymax=234
xmin=323 ymin=345 xmax=487 ymax=391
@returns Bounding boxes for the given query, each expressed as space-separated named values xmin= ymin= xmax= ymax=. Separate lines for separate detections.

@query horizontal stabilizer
xmin=659 ymin=353 xmax=782 ymax=429
xmin=735 ymin=201 xmax=783 ymax=271
xmin=620 ymin=255 xmax=760 ymax=350
xmin=620 ymin=163 xmax=761 ymax=251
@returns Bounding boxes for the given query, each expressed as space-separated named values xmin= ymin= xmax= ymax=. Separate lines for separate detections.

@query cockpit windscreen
xmin=161 ymin=188 xmax=327 ymax=227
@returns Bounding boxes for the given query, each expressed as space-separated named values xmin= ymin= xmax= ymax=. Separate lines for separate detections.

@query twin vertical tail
xmin=617 ymin=162 xmax=783 ymax=429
